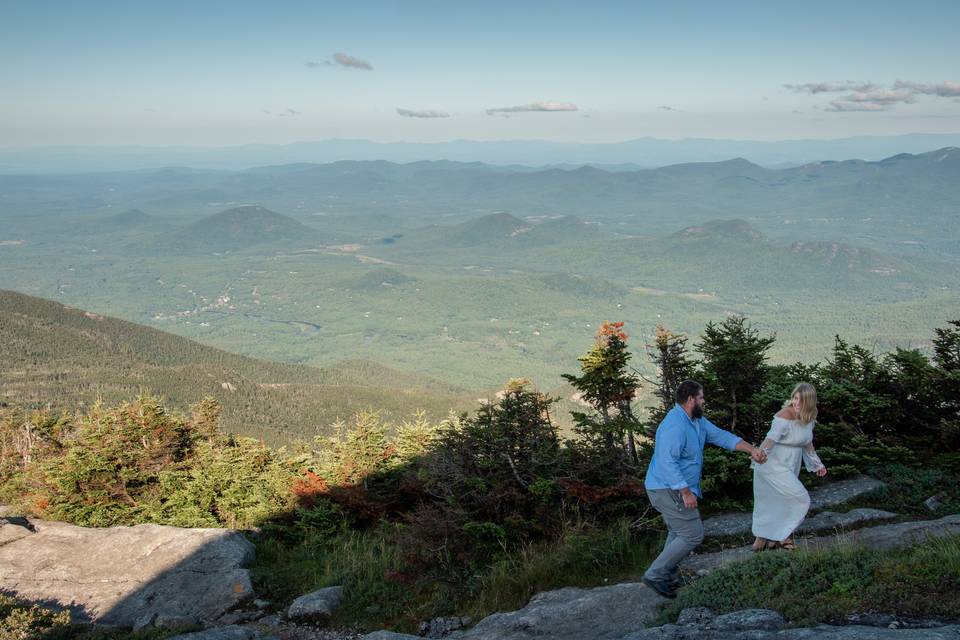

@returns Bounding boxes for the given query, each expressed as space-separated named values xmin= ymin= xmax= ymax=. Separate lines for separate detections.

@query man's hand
xmin=750 ymin=447 xmax=767 ymax=464
xmin=680 ymin=487 xmax=698 ymax=509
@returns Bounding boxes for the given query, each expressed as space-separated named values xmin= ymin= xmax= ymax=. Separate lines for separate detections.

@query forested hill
xmin=0 ymin=289 xmax=474 ymax=445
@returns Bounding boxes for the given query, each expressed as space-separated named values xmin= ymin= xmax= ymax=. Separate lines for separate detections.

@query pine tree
xmin=696 ymin=315 xmax=775 ymax=442
xmin=562 ymin=322 xmax=642 ymax=464
xmin=646 ymin=325 xmax=696 ymax=428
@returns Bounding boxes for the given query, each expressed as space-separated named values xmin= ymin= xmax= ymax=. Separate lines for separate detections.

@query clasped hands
xmin=750 ymin=447 xmax=768 ymax=464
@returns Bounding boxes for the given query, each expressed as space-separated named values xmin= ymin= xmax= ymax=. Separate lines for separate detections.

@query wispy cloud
xmin=486 ymin=101 xmax=578 ymax=115
xmin=788 ymin=79 xmax=959 ymax=113
xmin=825 ymin=101 xmax=891 ymax=112
xmin=263 ymin=108 xmax=302 ymax=117
xmin=783 ymin=81 xmax=877 ymax=94
xmin=893 ymin=80 xmax=960 ymax=97
xmin=826 ymin=89 xmax=918 ymax=111
xmin=657 ymin=105 xmax=681 ymax=111
xmin=396 ymin=108 xmax=451 ymax=118
xmin=304 ymin=52 xmax=373 ymax=71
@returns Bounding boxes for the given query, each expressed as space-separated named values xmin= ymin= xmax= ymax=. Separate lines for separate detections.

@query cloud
xmin=263 ymin=108 xmax=302 ymax=117
xmin=825 ymin=89 xmax=917 ymax=112
xmin=304 ymin=52 xmax=373 ymax=70
xmin=332 ymin=52 xmax=373 ymax=70
xmin=894 ymin=80 xmax=960 ymax=97
xmin=657 ymin=105 xmax=680 ymax=111
xmin=396 ymin=108 xmax=451 ymax=118
xmin=783 ymin=81 xmax=877 ymax=94
xmin=825 ymin=101 xmax=890 ymax=112
xmin=788 ymin=79 xmax=959 ymax=113
xmin=486 ymin=101 xmax=578 ymax=115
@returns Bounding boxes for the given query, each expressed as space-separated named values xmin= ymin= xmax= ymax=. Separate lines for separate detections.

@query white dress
xmin=751 ymin=416 xmax=825 ymax=542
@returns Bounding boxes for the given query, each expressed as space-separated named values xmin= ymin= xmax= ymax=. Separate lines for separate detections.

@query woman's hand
xmin=816 ymin=466 xmax=828 ymax=477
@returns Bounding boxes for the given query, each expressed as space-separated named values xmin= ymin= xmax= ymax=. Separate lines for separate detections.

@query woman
xmin=750 ymin=382 xmax=827 ymax=551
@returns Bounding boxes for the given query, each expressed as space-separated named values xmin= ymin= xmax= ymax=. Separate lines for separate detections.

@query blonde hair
xmin=784 ymin=382 xmax=818 ymax=424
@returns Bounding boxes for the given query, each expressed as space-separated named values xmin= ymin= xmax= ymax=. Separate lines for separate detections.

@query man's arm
xmin=735 ymin=439 xmax=767 ymax=463
xmin=703 ymin=418 xmax=767 ymax=463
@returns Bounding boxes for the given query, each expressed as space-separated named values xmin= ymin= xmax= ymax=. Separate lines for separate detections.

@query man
xmin=642 ymin=379 xmax=766 ymax=599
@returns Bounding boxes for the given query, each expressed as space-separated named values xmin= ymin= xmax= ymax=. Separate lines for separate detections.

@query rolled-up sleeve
xmin=703 ymin=418 xmax=743 ymax=451
xmin=653 ymin=426 xmax=689 ymax=490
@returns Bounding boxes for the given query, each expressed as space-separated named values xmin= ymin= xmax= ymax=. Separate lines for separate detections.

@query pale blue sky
xmin=3 ymin=0 xmax=959 ymax=145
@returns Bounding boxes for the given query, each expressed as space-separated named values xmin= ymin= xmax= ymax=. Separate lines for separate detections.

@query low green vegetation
xmin=658 ymin=535 xmax=960 ymax=626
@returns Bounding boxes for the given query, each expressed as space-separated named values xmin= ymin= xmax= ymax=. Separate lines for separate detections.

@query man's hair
xmin=676 ymin=380 xmax=703 ymax=405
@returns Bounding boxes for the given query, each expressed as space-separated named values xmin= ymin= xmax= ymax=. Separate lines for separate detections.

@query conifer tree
xmin=563 ymin=322 xmax=642 ymax=464
xmin=696 ymin=315 xmax=774 ymax=441
xmin=646 ymin=325 xmax=697 ymax=428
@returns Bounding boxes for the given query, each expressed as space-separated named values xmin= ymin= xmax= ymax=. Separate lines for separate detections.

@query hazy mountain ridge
xmin=5 ymin=134 xmax=960 ymax=173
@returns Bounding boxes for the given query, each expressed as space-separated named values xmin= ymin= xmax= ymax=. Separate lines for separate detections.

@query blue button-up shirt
xmin=644 ymin=404 xmax=743 ymax=498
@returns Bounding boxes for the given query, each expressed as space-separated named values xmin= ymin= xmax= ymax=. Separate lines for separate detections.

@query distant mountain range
xmin=4 ymin=133 xmax=960 ymax=173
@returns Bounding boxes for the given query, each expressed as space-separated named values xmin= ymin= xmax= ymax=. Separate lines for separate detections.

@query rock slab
xmin=449 ymin=581 xmax=667 ymax=640
xmin=685 ymin=514 xmax=960 ymax=575
xmin=702 ymin=476 xmax=887 ymax=538
xmin=0 ymin=518 xmax=255 ymax=627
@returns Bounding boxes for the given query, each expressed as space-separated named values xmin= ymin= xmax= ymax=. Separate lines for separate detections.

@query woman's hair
xmin=784 ymin=382 xmax=818 ymax=424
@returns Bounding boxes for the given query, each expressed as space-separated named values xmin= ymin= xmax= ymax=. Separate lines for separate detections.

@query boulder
xmin=451 ymin=581 xmax=665 ymax=640
xmin=0 ymin=518 xmax=255 ymax=627
xmin=286 ymin=586 xmax=344 ymax=621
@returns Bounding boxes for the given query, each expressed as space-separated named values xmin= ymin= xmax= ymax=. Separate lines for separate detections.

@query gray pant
xmin=644 ymin=488 xmax=705 ymax=583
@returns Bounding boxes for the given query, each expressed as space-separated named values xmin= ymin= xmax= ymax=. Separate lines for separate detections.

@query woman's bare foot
xmin=751 ymin=537 xmax=767 ymax=552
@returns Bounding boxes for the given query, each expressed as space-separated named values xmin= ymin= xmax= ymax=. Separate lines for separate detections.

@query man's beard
xmin=691 ymin=405 xmax=704 ymax=419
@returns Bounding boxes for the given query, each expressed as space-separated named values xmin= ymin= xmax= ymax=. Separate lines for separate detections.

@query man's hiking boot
xmin=642 ymin=575 xmax=677 ymax=599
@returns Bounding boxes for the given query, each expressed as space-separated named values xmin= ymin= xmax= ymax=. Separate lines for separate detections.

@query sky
xmin=2 ymin=0 xmax=960 ymax=146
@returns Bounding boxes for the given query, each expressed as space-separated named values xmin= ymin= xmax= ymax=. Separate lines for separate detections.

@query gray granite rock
xmin=711 ymin=609 xmax=786 ymax=631
xmin=0 ymin=519 xmax=255 ymax=627
xmin=451 ymin=581 xmax=665 ymax=640
xmin=420 ymin=616 xmax=471 ymax=638
xmin=286 ymin=586 xmax=344 ymax=621
xmin=623 ymin=622 xmax=960 ymax=639
xmin=360 ymin=632 xmax=421 ymax=640
xmin=676 ymin=607 xmax=716 ymax=625
xmin=702 ymin=476 xmax=887 ymax=539
xmin=167 ymin=626 xmax=259 ymax=640
xmin=808 ymin=475 xmax=884 ymax=510
xmin=796 ymin=508 xmax=897 ymax=533
xmin=684 ymin=515 xmax=960 ymax=575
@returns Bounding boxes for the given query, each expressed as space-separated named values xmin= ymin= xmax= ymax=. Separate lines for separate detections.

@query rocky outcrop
xmin=703 ymin=507 xmax=897 ymax=538
xmin=445 ymin=582 xmax=668 ymax=640
xmin=702 ymin=475 xmax=887 ymax=538
xmin=621 ymin=607 xmax=960 ymax=639
xmin=684 ymin=514 xmax=960 ymax=575
xmin=0 ymin=517 xmax=255 ymax=628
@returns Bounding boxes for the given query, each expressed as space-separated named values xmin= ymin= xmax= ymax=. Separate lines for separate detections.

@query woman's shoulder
xmin=774 ymin=408 xmax=800 ymax=422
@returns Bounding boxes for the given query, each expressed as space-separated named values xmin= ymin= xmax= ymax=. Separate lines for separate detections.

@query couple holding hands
xmin=642 ymin=380 xmax=827 ymax=599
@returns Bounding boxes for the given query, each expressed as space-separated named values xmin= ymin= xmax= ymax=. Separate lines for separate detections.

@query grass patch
xmin=251 ymin=519 xmax=662 ymax=632
xmin=659 ymin=535 xmax=960 ymax=626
